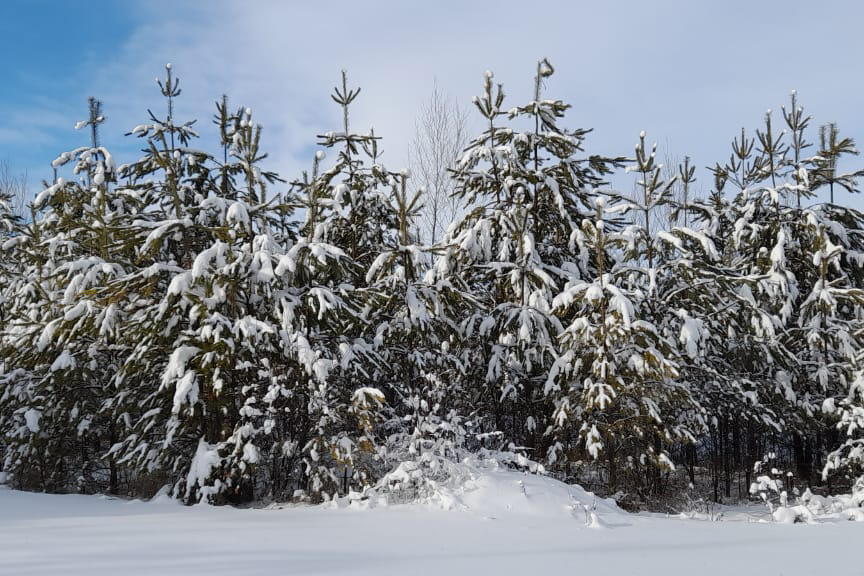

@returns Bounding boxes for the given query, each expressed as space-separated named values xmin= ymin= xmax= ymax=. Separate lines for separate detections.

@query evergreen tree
xmin=436 ymin=61 xmax=621 ymax=462
xmin=289 ymin=72 xmax=400 ymax=499
xmin=0 ymin=169 xmax=22 ymax=332
xmin=108 ymin=65 xmax=251 ymax=501
xmin=715 ymin=95 xmax=864 ymax=486
xmin=364 ymin=172 xmax=470 ymax=498
xmin=681 ymin=161 xmax=784 ymax=499
xmin=549 ymin=130 xmax=702 ymax=492
xmin=4 ymin=62 xmax=864 ymax=507
xmin=0 ymin=97 xmax=135 ymax=493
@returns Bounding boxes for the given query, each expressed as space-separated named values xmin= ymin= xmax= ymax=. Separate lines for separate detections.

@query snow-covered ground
xmin=1 ymin=467 xmax=862 ymax=576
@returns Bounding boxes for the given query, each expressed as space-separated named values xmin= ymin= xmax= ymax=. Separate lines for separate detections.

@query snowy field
xmin=1 ymin=469 xmax=863 ymax=576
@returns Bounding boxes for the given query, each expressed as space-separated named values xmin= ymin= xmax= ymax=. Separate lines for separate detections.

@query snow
xmin=162 ymin=346 xmax=201 ymax=412
xmin=677 ymin=309 xmax=705 ymax=360
xmin=226 ymin=201 xmax=250 ymax=228
xmin=772 ymin=504 xmax=815 ymax=524
xmin=351 ymin=387 xmax=385 ymax=408
xmin=171 ymin=371 xmax=199 ymax=414
xmin=50 ymin=349 xmax=76 ymax=372
xmin=1 ymin=470 xmax=862 ymax=576
xmin=23 ymin=409 xmax=41 ymax=433
xmin=192 ymin=241 xmax=227 ymax=279
xmin=184 ymin=438 xmax=222 ymax=502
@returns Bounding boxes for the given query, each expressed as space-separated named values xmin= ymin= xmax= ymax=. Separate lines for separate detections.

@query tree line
xmin=1 ymin=61 xmax=863 ymax=509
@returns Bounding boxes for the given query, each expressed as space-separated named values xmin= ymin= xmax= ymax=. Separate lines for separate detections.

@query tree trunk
xmin=711 ymin=428 xmax=720 ymax=503
xmin=687 ymin=444 xmax=696 ymax=486
xmin=606 ymin=434 xmax=617 ymax=493
xmin=722 ymin=417 xmax=731 ymax=499
xmin=732 ymin=416 xmax=741 ymax=499
xmin=652 ymin=433 xmax=663 ymax=496
xmin=108 ymin=420 xmax=118 ymax=495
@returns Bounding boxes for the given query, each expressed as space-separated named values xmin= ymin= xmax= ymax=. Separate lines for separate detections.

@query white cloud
xmin=47 ymin=0 xmax=864 ymax=209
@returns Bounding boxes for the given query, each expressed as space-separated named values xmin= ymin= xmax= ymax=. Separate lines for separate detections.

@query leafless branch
xmin=409 ymin=83 xmax=469 ymax=244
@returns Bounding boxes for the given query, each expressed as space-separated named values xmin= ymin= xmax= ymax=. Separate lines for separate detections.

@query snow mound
xmin=455 ymin=463 xmax=621 ymax=519
xmin=772 ymin=505 xmax=815 ymax=524
xmin=366 ymin=453 xmax=622 ymax=521
xmin=797 ymin=488 xmax=864 ymax=522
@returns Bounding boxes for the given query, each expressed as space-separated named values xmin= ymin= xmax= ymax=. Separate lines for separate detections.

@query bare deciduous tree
xmin=409 ymin=84 xmax=469 ymax=244
xmin=0 ymin=161 xmax=28 ymax=221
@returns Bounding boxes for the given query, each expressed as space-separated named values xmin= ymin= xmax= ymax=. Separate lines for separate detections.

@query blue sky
xmin=0 ymin=1 xmax=134 ymax=172
xmin=2 ymin=0 xmax=863 ymax=209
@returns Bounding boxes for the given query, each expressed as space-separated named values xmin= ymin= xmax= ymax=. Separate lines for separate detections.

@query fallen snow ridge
xmin=1 ymin=467 xmax=862 ymax=576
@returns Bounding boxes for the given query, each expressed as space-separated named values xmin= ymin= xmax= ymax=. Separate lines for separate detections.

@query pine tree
xmin=108 ymin=65 xmax=251 ymax=502
xmin=716 ymin=94 xmax=864 ymax=487
xmin=807 ymin=129 xmax=864 ymax=490
xmin=364 ymin=172 xmax=470 ymax=499
xmin=812 ymin=123 xmax=864 ymax=205
xmin=288 ymin=72 xmax=401 ymax=499
xmin=0 ymin=97 xmax=136 ymax=493
xmin=436 ymin=61 xmax=622 ymax=463
xmin=549 ymin=129 xmax=705 ymax=493
xmin=826 ymin=369 xmax=864 ymax=492
xmin=682 ymin=161 xmax=785 ymax=499
xmin=6 ymin=62 xmax=864 ymax=506
xmin=0 ymin=169 xmax=22 ymax=331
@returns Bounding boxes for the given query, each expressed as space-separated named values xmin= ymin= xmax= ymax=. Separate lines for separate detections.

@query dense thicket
xmin=2 ymin=62 xmax=863 ymax=509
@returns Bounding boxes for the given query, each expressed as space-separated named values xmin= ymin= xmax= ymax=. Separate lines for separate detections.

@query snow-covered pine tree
xmin=287 ymin=72 xmax=401 ymax=499
xmin=549 ymin=131 xmax=702 ymax=494
xmin=364 ymin=172 xmax=471 ymax=499
xmin=676 ymin=160 xmax=786 ymax=499
xmin=435 ymin=61 xmax=622 ymax=463
xmin=697 ymin=109 xmax=809 ymax=497
xmin=314 ymin=72 xmax=399 ymax=271
xmin=719 ymin=94 xmax=864 ymax=486
xmin=107 ymin=65 xmax=254 ymax=502
xmin=717 ymin=105 xmax=801 ymax=474
xmin=0 ymin=173 xmax=20 ymax=239
xmin=0 ymin=208 xmax=55 ymax=489
xmin=258 ymin=148 xmax=364 ymax=502
xmin=788 ymin=206 xmax=864 ymax=481
xmin=549 ymin=195 xmax=684 ymax=491
xmin=825 ymin=369 xmax=864 ymax=494
xmin=801 ymin=220 xmax=864 ymax=408
xmin=805 ymin=127 xmax=864 ymax=492
xmin=0 ymin=168 xmax=22 ymax=328
xmin=143 ymin=104 xmax=291 ymax=504
xmin=0 ymin=97 xmax=137 ymax=493
xmin=0 ymin=167 xmax=27 ymax=484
